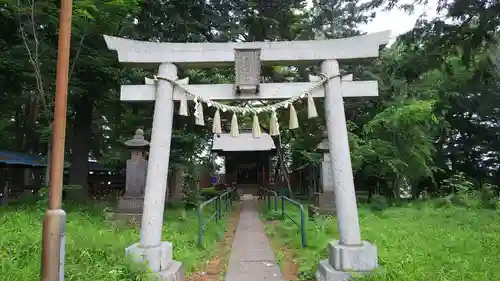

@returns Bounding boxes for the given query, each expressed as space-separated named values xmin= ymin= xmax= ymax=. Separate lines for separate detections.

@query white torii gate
xmin=105 ymin=31 xmax=390 ymax=281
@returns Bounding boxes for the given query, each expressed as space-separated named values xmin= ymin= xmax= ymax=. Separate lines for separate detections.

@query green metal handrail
xmin=258 ymin=186 xmax=307 ymax=248
xmin=198 ymin=187 xmax=236 ymax=249
xmin=281 ymin=196 xmax=307 ymax=248
xmin=259 ymin=186 xmax=278 ymax=211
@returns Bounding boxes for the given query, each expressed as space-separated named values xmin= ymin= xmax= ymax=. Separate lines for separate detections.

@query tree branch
xmin=17 ymin=0 xmax=48 ymax=115
xmin=69 ymin=25 xmax=89 ymax=80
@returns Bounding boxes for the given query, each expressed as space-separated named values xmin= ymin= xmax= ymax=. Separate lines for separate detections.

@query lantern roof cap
xmin=316 ymin=130 xmax=329 ymax=151
xmin=124 ymin=129 xmax=150 ymax=148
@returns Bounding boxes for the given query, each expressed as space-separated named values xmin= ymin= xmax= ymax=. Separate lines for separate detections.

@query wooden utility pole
xmin=40 ymin=0 xmax=72 ymax=280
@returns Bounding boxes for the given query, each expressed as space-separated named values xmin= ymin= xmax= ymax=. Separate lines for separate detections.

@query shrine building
xmin=211 ymin=131 xmax=276 ymax=195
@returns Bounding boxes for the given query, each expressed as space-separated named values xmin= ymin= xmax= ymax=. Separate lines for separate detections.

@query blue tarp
xmin=0 ymin=150 xmax=46 ymax=167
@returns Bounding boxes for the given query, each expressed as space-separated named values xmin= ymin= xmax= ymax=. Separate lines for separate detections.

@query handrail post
xmin=216 ymin=197 xmax=220 ymax=221
xmin=281 ymin=196 xmax=285 ymax=220
xmin=197 ymin=189 xmax=236 ymax=250
xmin=229 ymin=189 xmax=232 ymax=207
xmin=218 ymin=196 xmax=222 ymax=219
xmin=198 ymin=205 xmax=203 ymax=248
xmin=225 ymin=192 xmax=229 ymax=213
xmin=221 ymin=193 xmax=224 ymax=214
xmin=258 ymin=186 xmax=278 ymax=212
xmin=274 ymin=196 xmax=308 ymax=248
xmin=299 ymin=205 xmax=307 ymax=247
xmin=214 ymin=197 xmax=218 ymax=221
xmin=219 ymin=194 xmax=224 ymax=214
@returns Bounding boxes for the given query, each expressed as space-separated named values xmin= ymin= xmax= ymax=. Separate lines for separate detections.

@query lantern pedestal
xmin=108 ymin=129 xmax=149 ymax=224
xmin=310 ymin=131 xmax=336 ymax=217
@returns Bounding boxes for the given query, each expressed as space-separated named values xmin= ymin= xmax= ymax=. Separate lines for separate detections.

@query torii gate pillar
xmin=104 ymin=31 xmax=390 ymax=281
xmin=124 ymin=63 xmax=184 ymax=280
xmin=316 ymin=60 xmax=378 ymax=281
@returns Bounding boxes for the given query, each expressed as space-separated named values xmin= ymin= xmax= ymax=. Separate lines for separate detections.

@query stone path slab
xmin=225 ymin=197 xmax=284 ymax=281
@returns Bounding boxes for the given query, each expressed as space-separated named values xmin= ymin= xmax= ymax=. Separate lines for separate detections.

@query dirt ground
xmin=265 ymin=220 xmax=300 ymax=281
xmin=280 ymin=246 xmax=300 ymax=281
xmin=186 ymin=203 xmax=241 ymax=281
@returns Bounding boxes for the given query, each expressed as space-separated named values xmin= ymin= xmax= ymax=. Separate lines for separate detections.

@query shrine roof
xmin=212 ymin=133 xmax=275 ymax=152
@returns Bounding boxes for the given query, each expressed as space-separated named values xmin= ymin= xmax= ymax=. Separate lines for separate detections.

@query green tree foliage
xmin=0 ymin=0 xmax=498 ymax=201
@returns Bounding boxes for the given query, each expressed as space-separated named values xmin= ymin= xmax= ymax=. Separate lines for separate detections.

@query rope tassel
xmin=195 ymin=102 xmax=204 ymax=126
xmin=289 ymin=104 xmax=299 ymax=129
xmin=179 ymin=94 xmax=189 ymax=116
xmin=252 ymin=114 xmax=261 ymax=138
xmin=230 ymin=113 xmax=240 ymax=137
xmin=212 ymin=109 xmax=222 ymax=134
xmin=269 ymin=110 xmax=280 ymax=136
xmin=307 ymin=93 xmax=318 ymax=119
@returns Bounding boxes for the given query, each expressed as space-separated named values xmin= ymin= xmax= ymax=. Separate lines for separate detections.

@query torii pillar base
xmin=126 ymin=242 xmax=185 ymax=281
xmin=316 ymin=241 xmax=379 ymax=281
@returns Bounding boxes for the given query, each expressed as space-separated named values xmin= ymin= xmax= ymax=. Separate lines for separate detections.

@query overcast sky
xmin=307 ymin=0 xmax=440 ymax=40
xmin=360 ymin=2 xmax=439 ymax=39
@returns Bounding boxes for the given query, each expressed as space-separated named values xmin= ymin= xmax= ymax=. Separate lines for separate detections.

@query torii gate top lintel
xmin=104 ymin=31 xmax=391 ymax=67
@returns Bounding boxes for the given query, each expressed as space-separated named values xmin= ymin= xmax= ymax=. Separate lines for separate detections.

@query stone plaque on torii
xmin=104 ymin=31 xmax=390 ymax=281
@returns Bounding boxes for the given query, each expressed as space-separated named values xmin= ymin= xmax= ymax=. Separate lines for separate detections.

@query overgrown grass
xmin=264 ymin=200 xmax=500 ymax=281
xmin=0 ymin=199 xmax=228 ymax=281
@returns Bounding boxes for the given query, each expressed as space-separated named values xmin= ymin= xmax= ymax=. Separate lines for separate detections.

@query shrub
xmin=214 ymin=184 xmax=226 ymax=191
xmin=436 ymin=173 xmax=496 ymax=210
xmin=200 ymin=187 xmax=220 ymax=199
xmin=182 ymin=163 xmax=202 ymax=210
xmin=263 ymin=210 xmax=282 ymax=221
xmin=166 ymin=200 xmax=185 ymax=210
xmin=370 ymin=194 xmax=389 ymax=211
xmin=481 ymin=183 xmax=498 ymax=210
xmin=231 ymin=189 xmax=241 ymax=201
xmin=442 ymin=172 xmax=474 ymax=195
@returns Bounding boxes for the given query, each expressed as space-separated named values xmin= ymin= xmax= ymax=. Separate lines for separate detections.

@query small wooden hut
xmin=212 ymin=132 xmax=276 ymax=195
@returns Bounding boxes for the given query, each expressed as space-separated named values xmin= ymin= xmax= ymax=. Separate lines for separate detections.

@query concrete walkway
xmin=225 ymin=196 xmax=284 ymax=281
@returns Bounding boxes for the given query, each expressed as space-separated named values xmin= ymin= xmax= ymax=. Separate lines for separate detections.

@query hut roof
xmin=0 ymin=150 xmax=46 ymax=167
xmin=212 ymin=133 xmax=275 ymax=152
xmin=0 ymin=150 xmax=113 ymax=171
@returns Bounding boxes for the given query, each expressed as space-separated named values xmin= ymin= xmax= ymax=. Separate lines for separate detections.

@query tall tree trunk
xmin=44 ymin=141 xmax=51 ymax=186
xmin=171 ymin=166 xmax=184 ymax=200
xmin=272 ymin=135 xmax=293 ymax=199
xmin=23 ymin=95 xmax=40 ymax=153
xmin=12 ymin=110 xmax=25 ymax=187
xmin=14 ymin=110 xmax=23 ymax=150
xmin=259 ymin=124 xmax=294 ymax=198
xmin=67 ymin=96 xmax=93 ymax=200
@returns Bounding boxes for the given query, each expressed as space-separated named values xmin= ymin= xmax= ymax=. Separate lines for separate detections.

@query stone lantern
xmin=315 ymin=130 xmax=336 ymax=215
xmin=116 ymin=129 xmax=149 ymax=219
